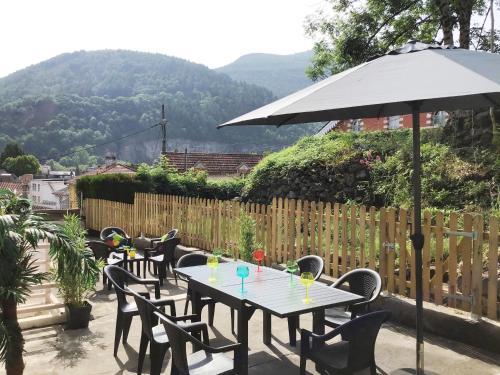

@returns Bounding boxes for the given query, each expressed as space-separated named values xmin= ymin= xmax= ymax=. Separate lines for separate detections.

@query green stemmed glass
xmin=286 ymin=260 xmax=299 ymax=286
xmin=236 ymin=265 xmax=249 ymax=295
xmin=300 ymin=272 xmax=314 ymax=304
xmin=207 ymin=255 xmax=218 ymax=282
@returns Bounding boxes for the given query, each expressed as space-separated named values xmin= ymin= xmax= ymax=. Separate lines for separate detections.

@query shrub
xmin=238 ymin=210 xmax=256 ymax=262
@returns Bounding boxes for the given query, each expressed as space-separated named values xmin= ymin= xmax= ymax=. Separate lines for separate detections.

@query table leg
xmin=237 ymin=303 xmax=250 ymax=375
xmin=312 ymin=309 xmax=325 ymax=349
xmin=263 ymin=311 xmax=271 ymax=345
xmin=136 ymin=261 xmax=141 ymax=278
xmin=190 ymin=287 xmax=202 ymax=343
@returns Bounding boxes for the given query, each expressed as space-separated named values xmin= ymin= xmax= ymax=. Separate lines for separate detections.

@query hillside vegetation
xmin=217 ymin=51 xmax=313 ymax=97
xmin=0 ymin=50 xmax=318 ymax=165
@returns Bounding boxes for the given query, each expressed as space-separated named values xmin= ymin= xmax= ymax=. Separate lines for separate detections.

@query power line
xmin=47 ymin=124 xmax=158 ymax=161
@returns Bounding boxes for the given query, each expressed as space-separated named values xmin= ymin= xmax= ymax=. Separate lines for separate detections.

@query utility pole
xmin=160 ymin=104 xmax=168 ymax=155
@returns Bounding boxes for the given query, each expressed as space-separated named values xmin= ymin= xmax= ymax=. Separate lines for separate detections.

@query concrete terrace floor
xmin=23 ymin=277 xmax=500 ymax=375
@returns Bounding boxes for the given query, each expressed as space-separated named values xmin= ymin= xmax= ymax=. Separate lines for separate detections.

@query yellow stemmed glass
xmin=207 ymin=255 xmax=218 ymax=282
xmin=300 ymin=272 xmax=314 ymax=304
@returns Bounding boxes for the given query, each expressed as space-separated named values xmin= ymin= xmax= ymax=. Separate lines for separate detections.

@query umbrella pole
xmin=411 ymin=105 xmax=425 ymax=375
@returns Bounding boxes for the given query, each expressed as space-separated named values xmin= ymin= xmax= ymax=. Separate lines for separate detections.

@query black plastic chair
xmin=104 ymin=265 xmax=176 ymax=356
xmin=286 ymin=255 xmax=324 ymax=346
xmin=325 ymin=268 xmax=382 ymax=328
xmin=100 ymin=226 xmax=132 ymax=247
xmin=150 ymin=228 xmax=179 ymax=247
xmin=156 ymin=312 xmax=242 ymax=375
xmin=300 ymin=310 xmax=391 ymax=375
xmin=174 ymin=253 xmax=224 ymax=330
xmin=88 ymin=240 xmax=123 ymax=289
xmin=131 ymin=290 xmax=209 ymax=375
xmin=145 ymin=237 xmax=180 ymax=285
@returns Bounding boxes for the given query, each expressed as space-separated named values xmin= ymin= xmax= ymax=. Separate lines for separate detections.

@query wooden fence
xmin=84 ymin=192 xmax=499 ymax=321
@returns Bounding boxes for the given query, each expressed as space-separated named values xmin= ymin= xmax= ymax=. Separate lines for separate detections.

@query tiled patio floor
xmin=23 ymin=277 xmax=500 ymax=375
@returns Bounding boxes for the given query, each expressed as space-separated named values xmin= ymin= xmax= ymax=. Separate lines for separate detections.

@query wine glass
xmin=207 ymin=255 xmax=219 ymax=282
xmin=252 ymin=249 xmax=265 ymax=272
xmin=286 ymin=260 xmax=299 ymax=285
xmin=236 ymin=265 xmax=250 ymax=294
xmin=300 ymin=272 xmax=314 ymax=304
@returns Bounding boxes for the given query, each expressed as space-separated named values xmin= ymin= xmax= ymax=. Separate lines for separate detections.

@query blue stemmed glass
xmin=236 ymin=265 xmax=249 ymax=295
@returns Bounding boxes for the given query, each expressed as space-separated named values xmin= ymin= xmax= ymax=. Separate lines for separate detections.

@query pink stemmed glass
xmin=252 ymin=248 xmax=265 ymax=272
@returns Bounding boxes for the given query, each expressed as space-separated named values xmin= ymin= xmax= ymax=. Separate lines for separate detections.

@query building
xmin=29 ymin=178 xmax=70 ymax=209
xmin=165 ymin=151 xmax=263 ymax=177
xmin=316 ymin=111 xmax=448 ymax=135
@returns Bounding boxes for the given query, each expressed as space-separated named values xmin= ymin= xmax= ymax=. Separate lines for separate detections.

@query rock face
xmin=243 ymin=154 xmax=375 ymax=204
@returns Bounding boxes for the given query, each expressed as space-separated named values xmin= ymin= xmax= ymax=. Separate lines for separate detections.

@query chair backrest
xmin=156 ymin=237 xmax=181 ymax=263
xmin=132 ymin=291 xmax=169 ymax=342
xmin=166 ymin=229 xmax=178 ymax=239
xmin=100 ymin=226 xmax=129 ymax=241
xmin=340 ymin=310 xmax=391 ymax=372
xmin=332 ymin=268 xmax=382 ymax=305
xmin=156 ymin=313 xmax=193 ymax=374
xmin=103 ymin=265 xmax=132 ymax=308
xmin=297 ymin=255 xmax=324 ymax=280
xmin=88 ymin=240 xmax=112 ymax=261
xmin=176 ymin=253 xmax=207 ymax=268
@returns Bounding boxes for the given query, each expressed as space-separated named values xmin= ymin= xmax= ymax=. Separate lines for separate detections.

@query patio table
xmin=175 ymin=261 xmax=364 ymax=375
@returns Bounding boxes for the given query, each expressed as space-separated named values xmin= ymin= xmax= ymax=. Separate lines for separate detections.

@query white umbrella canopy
xmin=218 ymin=41 xmax=500 ymax=128
xmin=218 ymin=41 xmax=500 ymax=375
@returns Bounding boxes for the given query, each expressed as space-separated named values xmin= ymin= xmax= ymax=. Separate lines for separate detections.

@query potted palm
xmin=50 ymin=214 xmax=102 ymax=329
xmin=0 ymin=189 xmax=70 ymax=375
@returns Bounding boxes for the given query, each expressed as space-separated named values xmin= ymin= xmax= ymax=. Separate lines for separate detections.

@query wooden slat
xmin=462 ymin=213 xmax=473 ymax=310
xmin=423 ymin=210 xmax=431 ymax=301
xmin=398 ymin=208 xmax=408 ymax=296
xmin=350 ymin=205 xmax=356 ymax=271
xmin=332 ymin=203 xmax=340 ymax=277
xmin=341 ymin=204 xmax=348 ymax=274
xmin=302 ymin=200 xmax=310 ymax=258
xmin=359 ymin=206 xmax=366 ymax=268
xmin=324 ymin=202 xmax=332 ymax=276
xmin=448 ymin=212 xmax=458 ymax=308
xmin=310 ymin=201 xmax=316 ymax=256
xmin=387 ymin=208 xmax=396 ymax=294
xmin=369 ymin=206 xmax=376 ymax=271
xmin=471 ymin=214 xmax=484 ymax=317
xmin=379 ymin=208 xmax=387 ymax=290
xmin=434 ymin=211 xmax=444 ymax=305
xmin=287 ymin=199 xmax=296 ymax=263
xmin=487 ymin=216 xmax=499 ymax=319
xmin=317 ymin=201 xmax=324 ymax=259
xmin=295 ymin=200 xmax=303 ymax=260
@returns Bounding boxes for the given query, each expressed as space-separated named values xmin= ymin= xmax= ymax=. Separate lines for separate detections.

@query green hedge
xmin=76 ymin=162 xmax=245 ymax=204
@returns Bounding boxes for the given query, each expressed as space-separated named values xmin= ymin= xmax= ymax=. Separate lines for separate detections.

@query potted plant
xmin=0 ymin=189 xmax=70 ymax=375
xmin=50 ymin=214 xmax=102 ymax=329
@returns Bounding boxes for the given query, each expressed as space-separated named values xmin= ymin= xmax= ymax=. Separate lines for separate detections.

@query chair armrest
xmin=205 ymin=342 xmax=242 ymax=354
xmin=301 ymin=324 xmax=344 ymax=343
xmin=125 ymin=272 xmax=161 ymax=298
xmin=181 ymin=321 xmax=210 ymax=344
xmin=170 ymin=313 xmax=198 ymax=322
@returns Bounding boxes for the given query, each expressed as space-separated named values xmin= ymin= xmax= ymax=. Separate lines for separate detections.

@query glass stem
xmin=306 ymin=286 xmax=309 ymax=301
xmin=241 ymin=278 xmax=244 ymax=293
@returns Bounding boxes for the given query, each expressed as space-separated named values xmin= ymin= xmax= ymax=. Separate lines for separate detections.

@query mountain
xmin=0 ymin=50 xmax=318 ymax=165
xmin=217 ymin=51 xmax=313 ymax=97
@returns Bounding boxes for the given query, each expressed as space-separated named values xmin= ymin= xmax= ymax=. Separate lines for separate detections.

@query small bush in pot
xmin=50 ymin=214 xmax=103 ymax=329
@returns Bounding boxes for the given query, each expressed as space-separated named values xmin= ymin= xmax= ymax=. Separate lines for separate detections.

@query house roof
xmin=165 ymin=152 xmax=263 ymax=176
xmin=0 ymin=182 xmax=25 ymax=195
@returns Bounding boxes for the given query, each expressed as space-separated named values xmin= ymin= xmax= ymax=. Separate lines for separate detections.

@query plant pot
xmin=65 ymin=301 xmax=92 ymax=329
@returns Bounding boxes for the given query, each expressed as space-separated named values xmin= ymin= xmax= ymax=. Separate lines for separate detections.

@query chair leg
xmin=299 ymin=355 xmax=306 ymax=375
xmin=184 ymin=297 xmax=190 ymax=315
xmin=122 ymin=315 xmax=133 ymax=344
xmin=230 ymin=308 xmax=235 ymax=334
xmin=288 ymin=316 xmax=298 ymax=346
xmin=114 ymin=312 xmax=124 ymax=356
xmin=137 ymin=333 xmax=149 ymax=375
xmin=170 ymin=363 xmax=179 ymax=375
xmin=208 ymin=302 xmax=215 ymax=326
xmin=150 ymin=342 xmax=168 ymax=375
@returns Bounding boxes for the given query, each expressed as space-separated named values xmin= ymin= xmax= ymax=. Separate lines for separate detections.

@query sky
xmin=0 ymin=0 xmax=321 ymax=78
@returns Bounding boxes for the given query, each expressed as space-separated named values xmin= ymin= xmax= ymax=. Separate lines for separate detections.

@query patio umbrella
xmin=217 ymin=41 xmax=500 ymax=375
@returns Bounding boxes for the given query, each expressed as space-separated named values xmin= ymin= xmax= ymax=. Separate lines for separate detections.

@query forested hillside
xmin=0 ymin=50 xmax=318 ymax=165
xmin=217 ymin=51 xmax=313 ymax=97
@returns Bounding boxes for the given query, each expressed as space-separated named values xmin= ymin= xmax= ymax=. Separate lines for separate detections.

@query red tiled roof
xmin=0 ymin=182 xmax=24 ymax=195
xmin=166 ymin=152 xmax=263 ymax=176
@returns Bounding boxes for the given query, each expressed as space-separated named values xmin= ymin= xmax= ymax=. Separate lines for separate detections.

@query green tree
xmin=0 ymin=144 xmax=24 ymax=167
xmin=305 ymin=0 xmax=492 ymax=80
xmin=2 ymin=155 xmax=40 ymax=176
xmin=0 ymin=189 xmax=70 ymax=375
